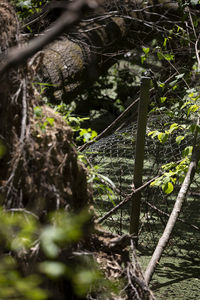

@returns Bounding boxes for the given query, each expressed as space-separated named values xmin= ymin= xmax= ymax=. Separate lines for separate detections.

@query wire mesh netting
xmin=84 ymin=112 xmax=200 ymax=257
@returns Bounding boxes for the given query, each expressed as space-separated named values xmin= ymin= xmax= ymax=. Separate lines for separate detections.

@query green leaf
xmin=168 ymin=123 xmax=179 ymax=133
xmin=182 ymin=146 xmax=193 ymax=158
xmin=46 ymin=117 xmax=55 ymax=127
xmin=189 ymin=124 xmax=200 ymax=133
xmin=162 ymin=182 xmax=174 ymax=194
xmin=159 ymin=82 xmax=165 ymax=88
xmin=158 ymin=132 xmax=168 ymax=143
xmin=148 ymin=130 xmax=160 ymax=138
xmin=141 ymin=55 xmax=146 ymax=64
xmin=97 ymin=174 xmax=116 ymax=189
xmin=176 ymin=136 xmax=184 ymax=144
xmin=175 ymin=73 xmax=185 ymax=80
xmin=157 ymin=51 xmax=163 ymax=60
xmin=39 ymin=262 xmax=66 ymax=279
xmin=163 ymin=37 xmax=168 ymax=48
xmin=91 ymin=130 xmax=98 ymax=139
xmin=163 ymin=53 xmax=174 ymax=61
xmin=33 ymin=106 xmax=43 ymax=118
xmin=187 ymin=104 xmax=199 ymax=116
xmin=169 ymin=79 xmax=178 ymax=87
xmin=142 ymin=47 xmax=150 ymax=55
xmin=160 ymin=97 xmax=167 ymax=103
xmin=150 ymin=177 xmax=163 ymax=187
xmin=40 ymin=226 xmax=64 ymax=258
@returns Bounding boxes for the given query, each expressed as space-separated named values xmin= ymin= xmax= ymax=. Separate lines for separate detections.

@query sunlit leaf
xmin=162 ymin=182 xmax=174 ymax=194
xmin=187 ymin=104 xmax=199 ymax=116
xmin=46 ymin=117 xmax=55 ymax=126
xmin=182 ymin=146 xmax=193 ymax=158
xmin=40 ymin=226 xmax=64 ymax=258
xmin=176 ymin=136 xmax=184 ymax=144
xmin=142 ymin=47 xmax=150 ymax=55
xmin=158 ymin=132 xmax=168 ymax=143
xmin=39 ymin=261 xmax=66 ymax=279
xmin=175 ymin=73 xmax=185 ymax=80
xmin=160 ymin=97 xmax=167 ymax=103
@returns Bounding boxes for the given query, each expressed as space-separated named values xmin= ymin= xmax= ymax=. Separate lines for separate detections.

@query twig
xmin=188 ymin=7 xmax=200 ymax=72
xmin=20 ymin=77 xmax=27 ymax=142
xmin=95 ymin=175 xmax=159 ymax=225
xmin=195 ymin=35 xmax=200 ymax=72
xmin=79 ymin=97 xmax=140 ymax=151
xmin=6 ymin=76 xmax=28 ymax=207
xmin=6 ymin=208 xmax=39 ymax=219
xmin=22 ymin=1 xmax=69 ymax=29
xmin=144 ymin=199 xmax=200 ymax=232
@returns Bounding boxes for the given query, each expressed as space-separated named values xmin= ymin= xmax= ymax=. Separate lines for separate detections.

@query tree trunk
xmin=0 ymin=1 xmax=155 ymax=299
xmin=38 ymin=0 xmax=182 ymax=103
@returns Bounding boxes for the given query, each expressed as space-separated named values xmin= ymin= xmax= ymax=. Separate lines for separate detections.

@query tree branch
xmin=95 ymin=175 xmax=159 ymax=225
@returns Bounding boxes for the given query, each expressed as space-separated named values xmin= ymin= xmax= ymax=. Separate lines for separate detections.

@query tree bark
xmin=37 ymin=0 xmax=182 ymax=102
xmin=0 ymin=1 xmax=155 ymax=299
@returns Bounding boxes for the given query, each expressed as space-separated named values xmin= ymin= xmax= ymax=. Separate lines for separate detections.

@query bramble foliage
xmin=0 ymin=208 xmax=112 ymax=299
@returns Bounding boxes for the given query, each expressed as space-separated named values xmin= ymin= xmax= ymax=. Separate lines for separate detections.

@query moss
xmin=138 ymin=253 xmax=200 ymax=300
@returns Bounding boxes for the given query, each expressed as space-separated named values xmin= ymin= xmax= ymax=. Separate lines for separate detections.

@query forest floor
xmin=138 ymin=250 xmax=200 ymax=299
xmin=88 ymin=131 xmax=200 ymax=299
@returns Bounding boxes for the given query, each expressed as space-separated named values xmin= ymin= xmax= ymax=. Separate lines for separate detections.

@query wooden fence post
xmin=130 ymin=74 xmax=150 ymax=245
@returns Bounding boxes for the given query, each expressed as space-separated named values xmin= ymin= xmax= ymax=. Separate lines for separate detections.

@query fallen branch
xmin=95 ymin=175 xmax=159 ymax=225
xmin=144 ymin=143 xmax=200 ymax=284
xmin=144 ymin=199 xmax=200 ymax=232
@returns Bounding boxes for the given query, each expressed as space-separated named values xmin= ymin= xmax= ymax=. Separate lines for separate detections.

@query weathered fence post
xmin=130 ymin=74 xmax=150 ymax=245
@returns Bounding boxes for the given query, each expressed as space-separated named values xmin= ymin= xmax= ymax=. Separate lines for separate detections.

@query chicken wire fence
xmin=83 ymin=112 xmax=200 ymax=257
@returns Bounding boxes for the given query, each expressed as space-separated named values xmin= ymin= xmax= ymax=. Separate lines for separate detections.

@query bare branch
xmin=95 ymin=175 xmax=159 ymax=225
